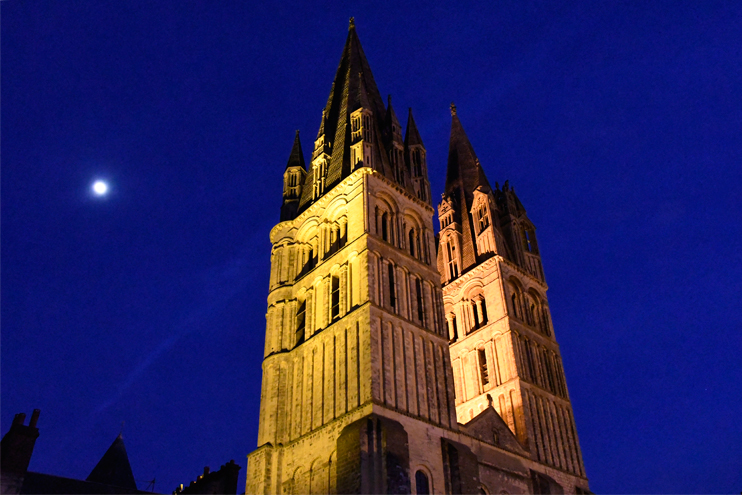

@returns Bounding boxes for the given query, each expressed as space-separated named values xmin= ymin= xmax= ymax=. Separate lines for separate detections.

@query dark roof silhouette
xmin=86 ymin=433 xmax=138 ymax=491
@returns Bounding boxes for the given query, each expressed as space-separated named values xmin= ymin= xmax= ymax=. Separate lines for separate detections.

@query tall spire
xmin=445 ymin=106 xmax=491 ymax=197
xmin=298 ymin=19 xmax=387 ymax=211
xmin=441 ymin=106 xmax=494 ymax=272
xmin=285 ymin=130 xmax=305 ymax=170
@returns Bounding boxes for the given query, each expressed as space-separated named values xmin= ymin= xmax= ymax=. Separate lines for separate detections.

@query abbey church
xmin=246 ymin=20 xmax=590 ymax=495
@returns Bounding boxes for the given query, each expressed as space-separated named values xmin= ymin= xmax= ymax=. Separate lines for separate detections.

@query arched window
xmin=302 ymin=243 xmax=316 ymax=274
xmin=450 ymin=314 xmax=458 ymax=342
xmin=339 ymin=219 xmax=348 ymax=248
xmin=477 ymin=204 xmax=489 ymax=231
xmin=296 ymin=299 xmax=306 ymax=345
xmin=472 ymin=300 xmax=480 ymax=329
xmin=510 ymin=293 xmax=519 ymax=318
xmin=381 ymin=212 xmax=389 ymax=242
xmin=540 ymin=307 xmax=551 ymax=337
xmin=479 ymin=298 xmax=488 ymax=324
xmin=446 ymin=241 xmax=459 ymax=279
xmin=415 ymin=470 xmax=430 ymax=495
xmin=409 ymin=229 xmax=416 ymax=257
xmin=415 ymin=278 xmax=424 ymax=323
xmin=528 ymin=301 xmax=536 ymax=325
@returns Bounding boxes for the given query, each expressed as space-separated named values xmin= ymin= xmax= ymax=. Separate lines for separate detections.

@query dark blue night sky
xmin=3 ymin=1 xmax=741 ymax=493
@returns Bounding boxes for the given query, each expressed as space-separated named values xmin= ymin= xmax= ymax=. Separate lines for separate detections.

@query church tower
xmin=438 ymin=106 xmax=588 ymax=481
xmin=247 ymin=20 xmax=590 ymax=495
xmin=246 ymin=19 xmax=456 ymax=495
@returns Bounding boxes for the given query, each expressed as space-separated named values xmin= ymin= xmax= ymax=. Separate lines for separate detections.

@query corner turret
xmin=405 ymin=108 xmax=431 ymax=204
xmin=281 ymin=131 xmax=307 ymax=221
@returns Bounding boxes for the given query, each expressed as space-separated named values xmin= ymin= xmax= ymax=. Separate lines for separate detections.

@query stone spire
xmin=285 ymin=130 xmax=305 ymax=171
xmin=298 ymin=19 xmax=387 ymax=212
xmin=445 ymin=107 xmax=491 ymax=198
xmin=441 ymin=108 xmax=494 ymax=273
xmin=281 ymin=131 xmax=307 ymax=221
xmin=404 ymin=107 xmax=424 ymax=148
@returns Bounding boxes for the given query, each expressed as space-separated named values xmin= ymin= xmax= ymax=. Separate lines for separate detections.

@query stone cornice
xmin=270 ymin=167 xmax=434 ymax=241
xmin=442 ymin=255 xmax=548 ymax=293
xmin=499 ymin=256 xmax=549 ymax=290
xmin=364 ymin=168 xmax=436 ymax=214
xmin=442 ymin=255 xmax=499 ymax=292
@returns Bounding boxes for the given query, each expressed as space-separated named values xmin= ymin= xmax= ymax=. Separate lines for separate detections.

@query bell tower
xmin=246 ymin=20 xmax=457 ymax=495
xmin=438 ymin=107 xmax=587 ymax=480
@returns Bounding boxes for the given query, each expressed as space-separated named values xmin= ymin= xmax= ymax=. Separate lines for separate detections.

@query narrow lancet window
xmin=388 ymin=263 xmax=396 ymax=311
xmin=295 ymin=300 xmax=306 ymax=345
xmin=381 ymin=212 xmax=389 ymax=242
xmin=479 ymin=348 xmax=489 ymax=386
xmin=415 ymin=278 xmax=424 ymax=323
xmin=446 ymin=241 xmax=459 ymax=279
xmin=331 ymin=276 xmax=340 ymax=321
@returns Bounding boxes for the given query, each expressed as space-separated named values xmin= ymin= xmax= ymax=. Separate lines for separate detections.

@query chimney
xmin=1 ymin=410 xmax=41 ymax=476
xmin=30 ymin=409 xmax=40 ymax=428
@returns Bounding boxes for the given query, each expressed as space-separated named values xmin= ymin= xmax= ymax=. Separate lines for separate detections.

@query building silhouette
xmin=0 ymin=411 xmax=240 ymax=495
xmin=246 ymin=19 xmax=590 ymax=495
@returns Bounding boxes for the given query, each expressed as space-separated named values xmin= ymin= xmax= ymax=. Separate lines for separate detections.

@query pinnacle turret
xmin=404 ymin=107 xmax=424 ymax=148
xmin=281 ymin=131 xmax=307 ymax=221
xmin=285 ymin=130 xmax=305 ymax=171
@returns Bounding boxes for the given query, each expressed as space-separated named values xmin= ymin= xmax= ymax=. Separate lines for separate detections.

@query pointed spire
xmin=285 ymin=130 xmax=305 ymax=170
xmin=445 ymin=107 xmax=491 ymax=196
xmin=299 ymin=19 xmax=387 ymax=211
xmin=86 ymin=433 xmax=137 ymax=490
xmin=386 ymin=94 xmax=396 ymax=121
xmin=441 ymin=106 xmax=495 ymax=273
xmin=404 ymin=107 xmax=424 ymax=147
xmin=322 ymin=18 xmax=386 ymax=138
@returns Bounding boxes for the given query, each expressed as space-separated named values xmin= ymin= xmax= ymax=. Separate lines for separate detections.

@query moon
xmin=92 ymin=180 xmax=108 ymax=196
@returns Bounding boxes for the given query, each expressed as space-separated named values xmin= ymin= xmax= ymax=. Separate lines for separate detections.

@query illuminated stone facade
xmin=438 ymin=106 xmax=588 ymax=486
xmin=246 ymin=20 xmax=590 ymax=495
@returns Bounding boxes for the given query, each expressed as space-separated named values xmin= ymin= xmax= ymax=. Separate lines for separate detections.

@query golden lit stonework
xmin=246 ymin=20 xmax=589 ymax=495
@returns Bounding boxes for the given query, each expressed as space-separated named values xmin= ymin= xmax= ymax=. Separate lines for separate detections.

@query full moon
xmin=92 ymin=180 xmax=108 ymax=196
